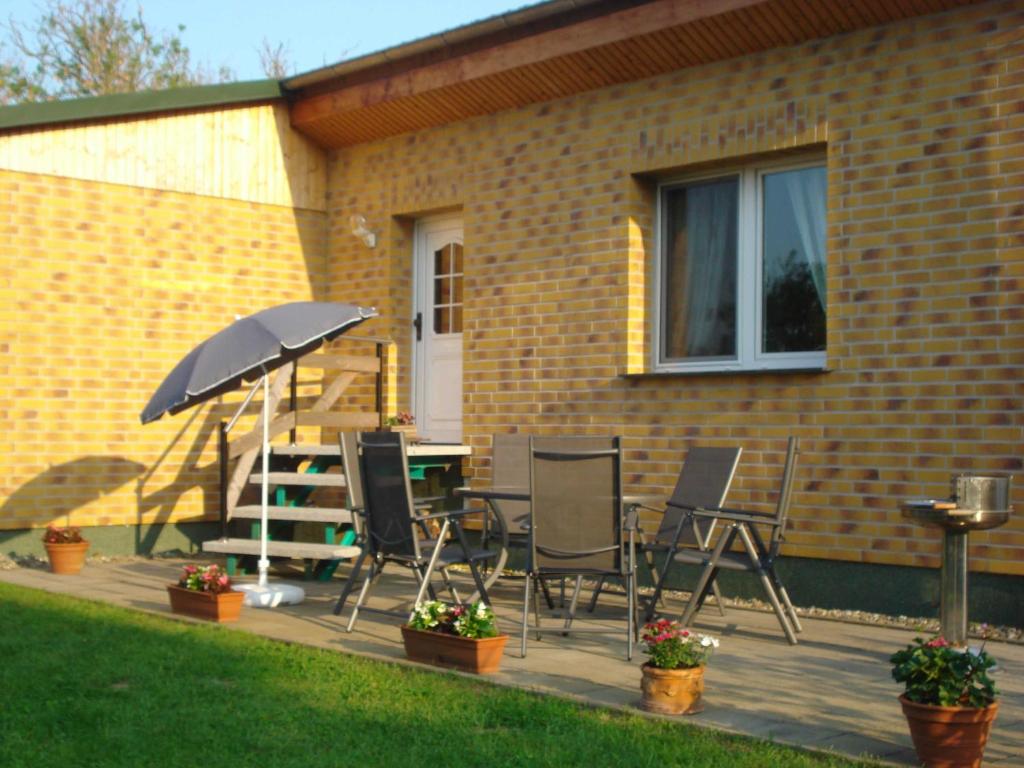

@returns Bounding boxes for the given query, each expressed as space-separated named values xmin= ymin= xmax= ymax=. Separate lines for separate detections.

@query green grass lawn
xmin=0 ymin=582 xmax=876 ymax=767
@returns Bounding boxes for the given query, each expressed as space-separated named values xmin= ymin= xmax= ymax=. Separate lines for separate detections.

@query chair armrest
xmin=414 ymin=495 xmax=446 ymax=505
xmin=692 ymin=508 xmax=780 ymax=526
xmin=414 ymin=507 xmax=480 ymax=523
xmin=630 ymin=502 xmax=665 ymax=514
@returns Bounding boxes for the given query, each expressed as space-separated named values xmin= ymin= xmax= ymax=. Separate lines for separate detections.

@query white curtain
xmin=680 ymin=180 xmax=737 ymax=357
xmin=778 ymin=167 xmax=826 ymax=306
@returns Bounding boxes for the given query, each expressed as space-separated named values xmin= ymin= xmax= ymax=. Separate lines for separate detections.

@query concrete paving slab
xmin=1 ymin=559 xmax=1020 ymax=767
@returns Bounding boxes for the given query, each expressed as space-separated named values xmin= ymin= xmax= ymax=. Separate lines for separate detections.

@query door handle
xmin=413 ymin=312 xmax=422 ymax=342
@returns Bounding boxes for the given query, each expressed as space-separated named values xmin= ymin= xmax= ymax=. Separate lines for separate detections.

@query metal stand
xmin=940 ymin=530 xmax=969 ymax=646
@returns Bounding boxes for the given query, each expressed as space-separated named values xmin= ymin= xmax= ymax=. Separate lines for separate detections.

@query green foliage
xmin=641 ymin=619 xmax=718 ymax=670
xmin=0 ymin=0 xmax=231 ymax=105
xmin=890 ymin=636 xmax=997 ymax=708
xmin=0 ymin=582 xmax=873 ymax=768
xmin=177 ymin=563 xmax=232 ymax=594
xmin=408 ymin=600 xmax=497 ymax=639
xmin=42 ymin=524 xmax=84 ymax=544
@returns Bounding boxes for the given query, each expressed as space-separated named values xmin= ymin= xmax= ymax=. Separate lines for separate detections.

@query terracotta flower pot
xmin=44 ymin=540 xmax=90 ymax=575
xmin=899 ymin=695 xmax=998 ymax=768
xmin=167 ymin=585 xmax=244 ymax=623
xmin=401 ymin=626 xmax=508 ymax=674
xmin=639 ymin=663 xmax=705 ymax=715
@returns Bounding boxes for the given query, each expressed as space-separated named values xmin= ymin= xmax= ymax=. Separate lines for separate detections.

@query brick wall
xmin=0 ymin=171 xmax=326 ymax=531
xmin=324 ymin=1 xmax=1023 ymax=576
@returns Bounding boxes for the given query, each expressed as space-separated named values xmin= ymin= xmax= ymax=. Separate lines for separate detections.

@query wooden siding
xmin=0 ymin=103 xmax=326 ymax=211
xmin=290 ymin=0 xmax=983 ymax=148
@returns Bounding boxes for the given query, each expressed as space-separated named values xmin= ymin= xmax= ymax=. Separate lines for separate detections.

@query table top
xmin=456 ymin=486 xmax=661 ymax=507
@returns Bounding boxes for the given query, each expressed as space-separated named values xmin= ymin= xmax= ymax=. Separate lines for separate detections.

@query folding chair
xmin=633 ymin=446 xmax=742 ymax=621
xmin=521 ymin=436 xmax=638 ymax=659
xmin=679 ymin=437 xmax=802 ymax=644
xmin=333 ymin=431 xmax=498 ymax=632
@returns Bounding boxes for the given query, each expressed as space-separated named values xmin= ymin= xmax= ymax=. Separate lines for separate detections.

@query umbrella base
xmin=235 ymin=582 xmax=305 ymax=608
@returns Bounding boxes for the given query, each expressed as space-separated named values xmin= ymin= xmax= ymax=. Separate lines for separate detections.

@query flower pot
xmin=384 ymin=425 xmax=419 ymax=442
xmin=401 ymin=626 xmax=508 ymax=674
xmin=166 ymin=585 xmax=244 ymax=623
xmin=899 ymin=695 xmax=998 ymax=768
xmin=44 ymin=540 xmax=90 ymax=575
xmin=639 ymin=663 xmax=705 ymax=715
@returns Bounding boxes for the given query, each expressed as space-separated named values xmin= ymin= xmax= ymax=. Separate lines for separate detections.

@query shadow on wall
xmin=1 ymin=404 xmax=225 ymax=556
xmin=0 ymin=456 xmax=146 ymax=527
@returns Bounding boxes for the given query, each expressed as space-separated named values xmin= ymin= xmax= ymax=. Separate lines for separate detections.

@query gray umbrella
xmin=140 ymin=301 xmax=377 ymax=424
xmin=140 ymin=300 xmax=377 ymax=607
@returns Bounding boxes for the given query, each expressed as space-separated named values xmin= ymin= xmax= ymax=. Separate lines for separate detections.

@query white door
xmin=413 ymin=215 xmax=463 ymax=443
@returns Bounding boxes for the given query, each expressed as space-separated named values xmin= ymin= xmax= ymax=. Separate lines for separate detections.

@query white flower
xmin=700 ymin=635 xmax=719 ymax=648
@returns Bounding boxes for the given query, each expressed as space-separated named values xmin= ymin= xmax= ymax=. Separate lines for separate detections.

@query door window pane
xmin=762 ymin=167 xmax=826 ymax=353
xmin=662 ymin=177 xmax=739 ymax=361
xmin=432 ymin=243 xmax=463 ymax=335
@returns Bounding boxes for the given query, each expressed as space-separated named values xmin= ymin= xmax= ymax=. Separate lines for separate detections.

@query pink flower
xmin=926 ymin=637 xmax=949 ymax=648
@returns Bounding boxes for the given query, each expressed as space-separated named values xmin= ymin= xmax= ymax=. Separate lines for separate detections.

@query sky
xmin=2 ymin=0 xmax=533 ymax=81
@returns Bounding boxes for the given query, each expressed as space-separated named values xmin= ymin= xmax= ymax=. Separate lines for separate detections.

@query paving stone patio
xmin=1 ymin=559 xmax=1020 ymax=766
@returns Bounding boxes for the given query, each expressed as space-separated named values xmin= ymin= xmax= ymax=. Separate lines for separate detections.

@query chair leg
xmin=346 ymin=560 xmax=378 ymax=633
xmin=769 ymin=566 xmax=802 ymax=633
xmin=711 ymin=581 xmax=728 ymax=617
xmin=680 ymin=527 xmax=734 ymax=626
xmin=438 ymin=567 xmax=462 ymax=604
xmin=645 ymin=549 xmax=677 ymax=621
xmin=333 ymin=551 xmax=367 ymax=615
xmin=734 ymin=525 xmax=797 ymax=645
xmin=626 ymin=571 xmax=634 ymax=661
xmin=563 ymin=575 xmax=583 ymax=632
xmin=587 ymin=575 xmax=606 ymax=613
xmin=521 ymin=572 xmax=531 ymax=658
xmin=539 ymin=577 xmax=555 ymax=609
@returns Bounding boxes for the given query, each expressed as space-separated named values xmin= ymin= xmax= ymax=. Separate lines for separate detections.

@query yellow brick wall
xmin=324 ymin=1 xmax=1023 ymax=576
xmin=0 ymin=170 xmax=326 ymax=531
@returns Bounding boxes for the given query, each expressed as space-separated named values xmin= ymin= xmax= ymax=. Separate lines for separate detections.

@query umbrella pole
xmin=236 ymin=369 xmax=303 ymax=607
xmin=259 ymin=372 xmax=270 ymax=587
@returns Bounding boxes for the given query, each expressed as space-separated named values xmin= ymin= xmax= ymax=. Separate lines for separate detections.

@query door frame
xmin=411 ymin=212 xmax=464 ymax=441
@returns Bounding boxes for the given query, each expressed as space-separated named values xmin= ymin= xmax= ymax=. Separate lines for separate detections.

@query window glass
xmin=432 ymin=243 xmax=463 ymax=335
xmin=762 ymin=167 xmax=827 ymax=353
xmin=662 ymin=177 xmax=739 ymax=361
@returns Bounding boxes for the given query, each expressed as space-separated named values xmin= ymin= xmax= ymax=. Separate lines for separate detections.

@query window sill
xmin=622 ymin=366 xmax=831 ymax=379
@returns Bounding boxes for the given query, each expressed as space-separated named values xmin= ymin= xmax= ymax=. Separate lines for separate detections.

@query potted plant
xmin=42 ymin=525 xmax=90 ymax=575
xmin=638 ymin=619 xmax=719 ymax=715
xmin=891 ymin=636 xmax=998 ymax=768
xmin=166 ymin=563 xmax=244 ymax=622
xmin=401 ymin=600 xmax=508 ymax=674
xmin=383 ymin=411 xmax=417 ymax=441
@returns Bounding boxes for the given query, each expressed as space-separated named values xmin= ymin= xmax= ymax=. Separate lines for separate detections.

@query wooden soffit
xmin=287 ymin=0 xmax=980 ymax=148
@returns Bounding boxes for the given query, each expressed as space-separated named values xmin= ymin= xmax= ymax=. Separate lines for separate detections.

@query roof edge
xmin=281 ymin=0 xmax=606 ymax=91
xmin=0 ymin=79 xmax=283 ymax=132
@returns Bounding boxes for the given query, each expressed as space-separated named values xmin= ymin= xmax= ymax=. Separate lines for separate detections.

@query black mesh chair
xmin=521 ymin=436 xmax=637 ymax=659
xmin=679 ymin=437 xmax=802 ymax=644
xmin=333 ymin=431 xmax=498 ymax=632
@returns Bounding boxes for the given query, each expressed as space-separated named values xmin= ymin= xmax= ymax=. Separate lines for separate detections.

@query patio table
xmin=455 ymin=486 xmax=657 ymax=586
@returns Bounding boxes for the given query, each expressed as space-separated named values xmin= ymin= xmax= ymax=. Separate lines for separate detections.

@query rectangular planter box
xmin=401 ymin=626 xmax=508 ymax=674
xmin=167 ymin=585 xmax=244 ymax=623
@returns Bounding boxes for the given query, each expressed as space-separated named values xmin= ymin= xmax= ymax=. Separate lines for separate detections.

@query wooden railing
xmin=217 ymin=338 xmax=393 ymax=534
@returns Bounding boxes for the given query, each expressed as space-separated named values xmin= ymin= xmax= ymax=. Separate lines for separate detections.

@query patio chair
xmin=521 ymin=436 xmax=638 ymax=659
xmin=632 ymin=446 xmax=743 ymax=621
xmin=678 ymin=436 xmax=802 ymax=644
xmin=333 ymin=431 xmax=498 ymax=632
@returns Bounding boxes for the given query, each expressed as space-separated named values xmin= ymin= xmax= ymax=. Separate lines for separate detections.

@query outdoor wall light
xmin=349 ymin=214 xmax=377 ymax=248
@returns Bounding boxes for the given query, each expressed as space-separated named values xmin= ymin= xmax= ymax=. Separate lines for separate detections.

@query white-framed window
xmin=654 ymin=155 xmax=827 ymax=373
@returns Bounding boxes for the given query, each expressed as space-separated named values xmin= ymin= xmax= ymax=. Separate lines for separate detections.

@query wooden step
xmin=231 ymin=505 xmax=353 ymax=524
xmin=203 ymin=538 xmax=360 ymax=560
xmin=251 ymin=471 xmax=347 ymax=487
xmin=271 ymin=444 xmax=341 ymax=457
